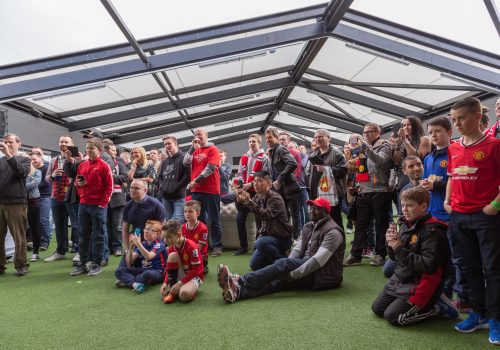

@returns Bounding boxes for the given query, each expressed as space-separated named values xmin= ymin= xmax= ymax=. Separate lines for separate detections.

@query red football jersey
xmin=447 ymin=135 xmax=500 ymax=213
xmin=182 ymin=221 xmax=208 ymax=259
xmin=190 ymin=145 xmax=221 ymax=195
xmin=165 ymin=238 xmax=204 ymax=284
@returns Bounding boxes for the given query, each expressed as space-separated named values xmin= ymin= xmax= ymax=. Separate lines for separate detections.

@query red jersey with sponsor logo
xmin=447 ymin=135 xmax=500 ymax=213
xmin=182 ymin=221 xmax=208 ymax=259
xmin=165 ymin=238 xmax=204 ymax=284
xmin=191 ymin=145 xmax=220 ymax=195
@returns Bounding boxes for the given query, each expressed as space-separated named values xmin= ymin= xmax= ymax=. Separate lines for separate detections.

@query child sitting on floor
xmin=160 ymin=220 xmax=204 ymax=303
xmin=114 ymin=220 xmax=167 ymax=293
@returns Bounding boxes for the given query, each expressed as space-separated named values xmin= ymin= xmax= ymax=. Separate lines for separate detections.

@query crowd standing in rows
xmin=0 ymin=96 xmax=499 ymax=345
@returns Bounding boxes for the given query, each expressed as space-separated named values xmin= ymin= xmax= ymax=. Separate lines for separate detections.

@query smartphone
xmin=392 ymin=122 xmax=402 ymax=135
xmin=76 ymin=175 xmax=85 ymax=182
xmin=68 ymin=146 xmax=79 ymax=158
xmin=237 ymin=179 xmax=244 ymax=189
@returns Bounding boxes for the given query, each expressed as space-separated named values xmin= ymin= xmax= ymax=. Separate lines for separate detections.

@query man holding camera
xmin=235 ymin=172 xmax=292 ymax=271
xmin=344 ymin=123 xmax=392 ymax=267
xmin=69 ymin=138 xmax=113 ymax=277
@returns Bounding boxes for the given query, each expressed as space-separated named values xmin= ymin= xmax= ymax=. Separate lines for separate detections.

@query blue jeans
xmin=66 ymin=202 xmax=79 ymax=253
xmin=191 ymin=192 xmax=222 ymax=248
xmin=115 ymin=267 xmax=163 ymax=286
xmin=249 ymin=235 xmax=292 ymax=271
xmin=298 ymin=187 xmax=310 ymax=230
xmin=382 ymin=258 xmax=397 ymax=278
xmin=239 ymin=257 xmax=311 ymax=300
xmin=162 ymin=198 xmax=185 ymax=222
xmin=449 ymin=210 xmax=500 ymax=319
xmin=39 ymin=197 xmax=51 ymax=247
xmin=51 ymin=199 xmax=68 ymax=255
xmin=79 ymin=204 xmax=107 ymax=266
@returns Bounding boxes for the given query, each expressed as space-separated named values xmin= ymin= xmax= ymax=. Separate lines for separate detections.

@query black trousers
xmin=27 ymin=199 xmax=41 ymax=254
xmin=372 ymin=290 xmax=435 ymax=326
xmin=350 ymin=192 xmax=391 ymax=259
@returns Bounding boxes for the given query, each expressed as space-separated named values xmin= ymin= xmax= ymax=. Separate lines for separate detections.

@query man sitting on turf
xmin=160 ymin=220 xmax=204 ymax=303
xmin=217 ymin=197 xmax=345 ymax=303
xmin=372 ymin=186 xmax=458 ymax=326
xmin=114 ymin=220 xmax=167 ymax=293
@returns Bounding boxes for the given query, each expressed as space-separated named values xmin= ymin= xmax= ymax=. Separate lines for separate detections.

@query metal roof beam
xmin=0 ymin=4 xmax=325 ymax=80
xmin=66 ymin=77 xmax=291 ymax=131
xmin=0 ymin=22 xmax=324 ymax=103
xmin=343 ymin=9 xmax=500 ymax=69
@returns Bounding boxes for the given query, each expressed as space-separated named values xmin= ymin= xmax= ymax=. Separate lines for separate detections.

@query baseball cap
xmin=306 ymin=197 xmax=331 ymax=213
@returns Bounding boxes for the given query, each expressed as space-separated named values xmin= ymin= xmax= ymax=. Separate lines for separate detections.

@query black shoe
xmin=233 ymin=248 xmax=248 ymax=256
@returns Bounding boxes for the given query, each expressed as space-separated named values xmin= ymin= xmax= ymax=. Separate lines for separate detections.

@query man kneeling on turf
xmin=372 ymin=186 xmax=458 ymax=326
xmin=114 ymin=220 xmax=167 ymax=293
xmin=217 ymin=197 xmax=345 ymax=303
xmin=160 ymin=220 xmax=204 ymax=303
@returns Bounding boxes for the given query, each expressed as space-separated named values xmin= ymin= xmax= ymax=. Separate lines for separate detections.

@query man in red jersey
xmin=444 ymin=97 xmax=500 ymax=345
xmin=484 ymin=97 xmax=499 ymax=138
xmin=183 ymin=128 xmax=223 ymax=256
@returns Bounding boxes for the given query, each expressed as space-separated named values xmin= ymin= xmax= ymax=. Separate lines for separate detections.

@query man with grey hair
xmin=307 ymin=129 xmax=347 ymax=229
xmin=184 ymin=127 xmax=224 ymax=257
xmin=0 ymin=134 xmax=32 ymax=276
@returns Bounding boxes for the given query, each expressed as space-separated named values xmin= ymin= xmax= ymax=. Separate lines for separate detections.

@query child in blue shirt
xmin=115 ymin=220 xmax=167 ymax=293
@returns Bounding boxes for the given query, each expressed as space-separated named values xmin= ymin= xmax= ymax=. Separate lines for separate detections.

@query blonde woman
xmin=26 ymin=159 xmax=42 ymax=261
xmin=128 ymin=146 xmax=157 ymax=196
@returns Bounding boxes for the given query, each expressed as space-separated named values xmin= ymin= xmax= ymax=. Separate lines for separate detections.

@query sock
xmin=166 ymin=262 xmax=179 ymax=289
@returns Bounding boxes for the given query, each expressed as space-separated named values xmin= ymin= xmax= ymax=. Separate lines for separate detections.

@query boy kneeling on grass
xmin=372 ymin=186 xmax=459 ymax=326
xmin=160 ymin=220 xmax=204 ymax=303
xmin=114 ymin=220 xmax=167 ymax=293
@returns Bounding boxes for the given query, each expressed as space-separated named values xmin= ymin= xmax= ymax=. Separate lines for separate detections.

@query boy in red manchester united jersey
xmin=182 ymin=200 xmax=209 ymax=275
xmin=444 ymin=97 xmax=500 ymax=345
xmin=160 ymin=220 xmax=204 ymax=304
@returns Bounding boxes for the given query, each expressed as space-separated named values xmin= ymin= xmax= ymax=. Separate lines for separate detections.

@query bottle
xmin=55 ymin=157 xmax=64 ymax=181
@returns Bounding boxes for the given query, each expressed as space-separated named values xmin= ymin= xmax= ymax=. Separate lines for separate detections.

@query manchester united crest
xmin=473 ymin=151 xmax=485 ymax=161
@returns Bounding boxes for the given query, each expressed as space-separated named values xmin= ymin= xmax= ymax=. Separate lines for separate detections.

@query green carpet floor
xmin=0 ymin=239 xmax=487 ymax=350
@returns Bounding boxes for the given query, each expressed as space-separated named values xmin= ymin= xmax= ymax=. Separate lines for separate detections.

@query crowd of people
xmin=0 ymin=96 xmax=498 ymax=346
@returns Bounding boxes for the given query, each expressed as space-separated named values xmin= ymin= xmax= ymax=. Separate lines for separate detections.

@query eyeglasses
xmin=144 ymin=228 xmax=160 ymax=233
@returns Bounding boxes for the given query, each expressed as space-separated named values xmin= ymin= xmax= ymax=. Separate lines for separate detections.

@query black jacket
xmin=386 ymin=214 xmax=449 ymax=308
xmin=0 ymin=155 xmax=31 ymax=204
xmin=268 ymin=144 xmax=297 ymax=185
xmin=158 ymin=151 xmax=190 ymax=200
xmin=236 ymin=189 xmax=292 ymax=240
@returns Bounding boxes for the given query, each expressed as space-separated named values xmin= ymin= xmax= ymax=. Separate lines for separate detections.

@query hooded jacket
xmin=158 ymin=150 xmax=190 ymax=200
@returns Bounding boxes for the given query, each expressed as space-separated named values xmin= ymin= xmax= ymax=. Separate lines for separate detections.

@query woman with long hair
xmin=26 ymin=157 xmax=42 ymax=261
xmin=128 ymin=146 xmax=157 ymax=196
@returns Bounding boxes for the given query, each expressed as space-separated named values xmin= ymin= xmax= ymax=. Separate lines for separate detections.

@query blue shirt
xmin=423 ymin=147 xmax=449 ymax=221
xmin=134 ymin=238 xmax=167 ymax=272
xmin=122 ymin=195 xmax=166 ymax=233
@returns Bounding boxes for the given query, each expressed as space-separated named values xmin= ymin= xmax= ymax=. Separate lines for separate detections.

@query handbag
xmin=282 ymin=179 xmax=300 ymax=198
xmin=317 ymin=166 xmax=339 ymax=206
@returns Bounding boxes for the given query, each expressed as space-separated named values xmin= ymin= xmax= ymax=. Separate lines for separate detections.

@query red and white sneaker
xmin=217 ymin=264 xmax=240 ymax=303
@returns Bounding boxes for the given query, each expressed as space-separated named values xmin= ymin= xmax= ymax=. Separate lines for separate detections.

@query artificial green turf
xmin=0 ymin=238 xmax=487 ymax=350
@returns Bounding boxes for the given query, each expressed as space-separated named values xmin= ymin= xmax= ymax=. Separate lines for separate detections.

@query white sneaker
xmin=30 ymin=254 xmax=40 ymax=262
xmin=44 ymin=252 xmax=65 ymax=262
xmin=72 ymin=253 xmax=80 ymax=263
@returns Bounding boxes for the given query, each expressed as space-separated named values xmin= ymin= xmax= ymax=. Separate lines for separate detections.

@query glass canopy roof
xmin=1 ymin=0 xmax=498 ymax=149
